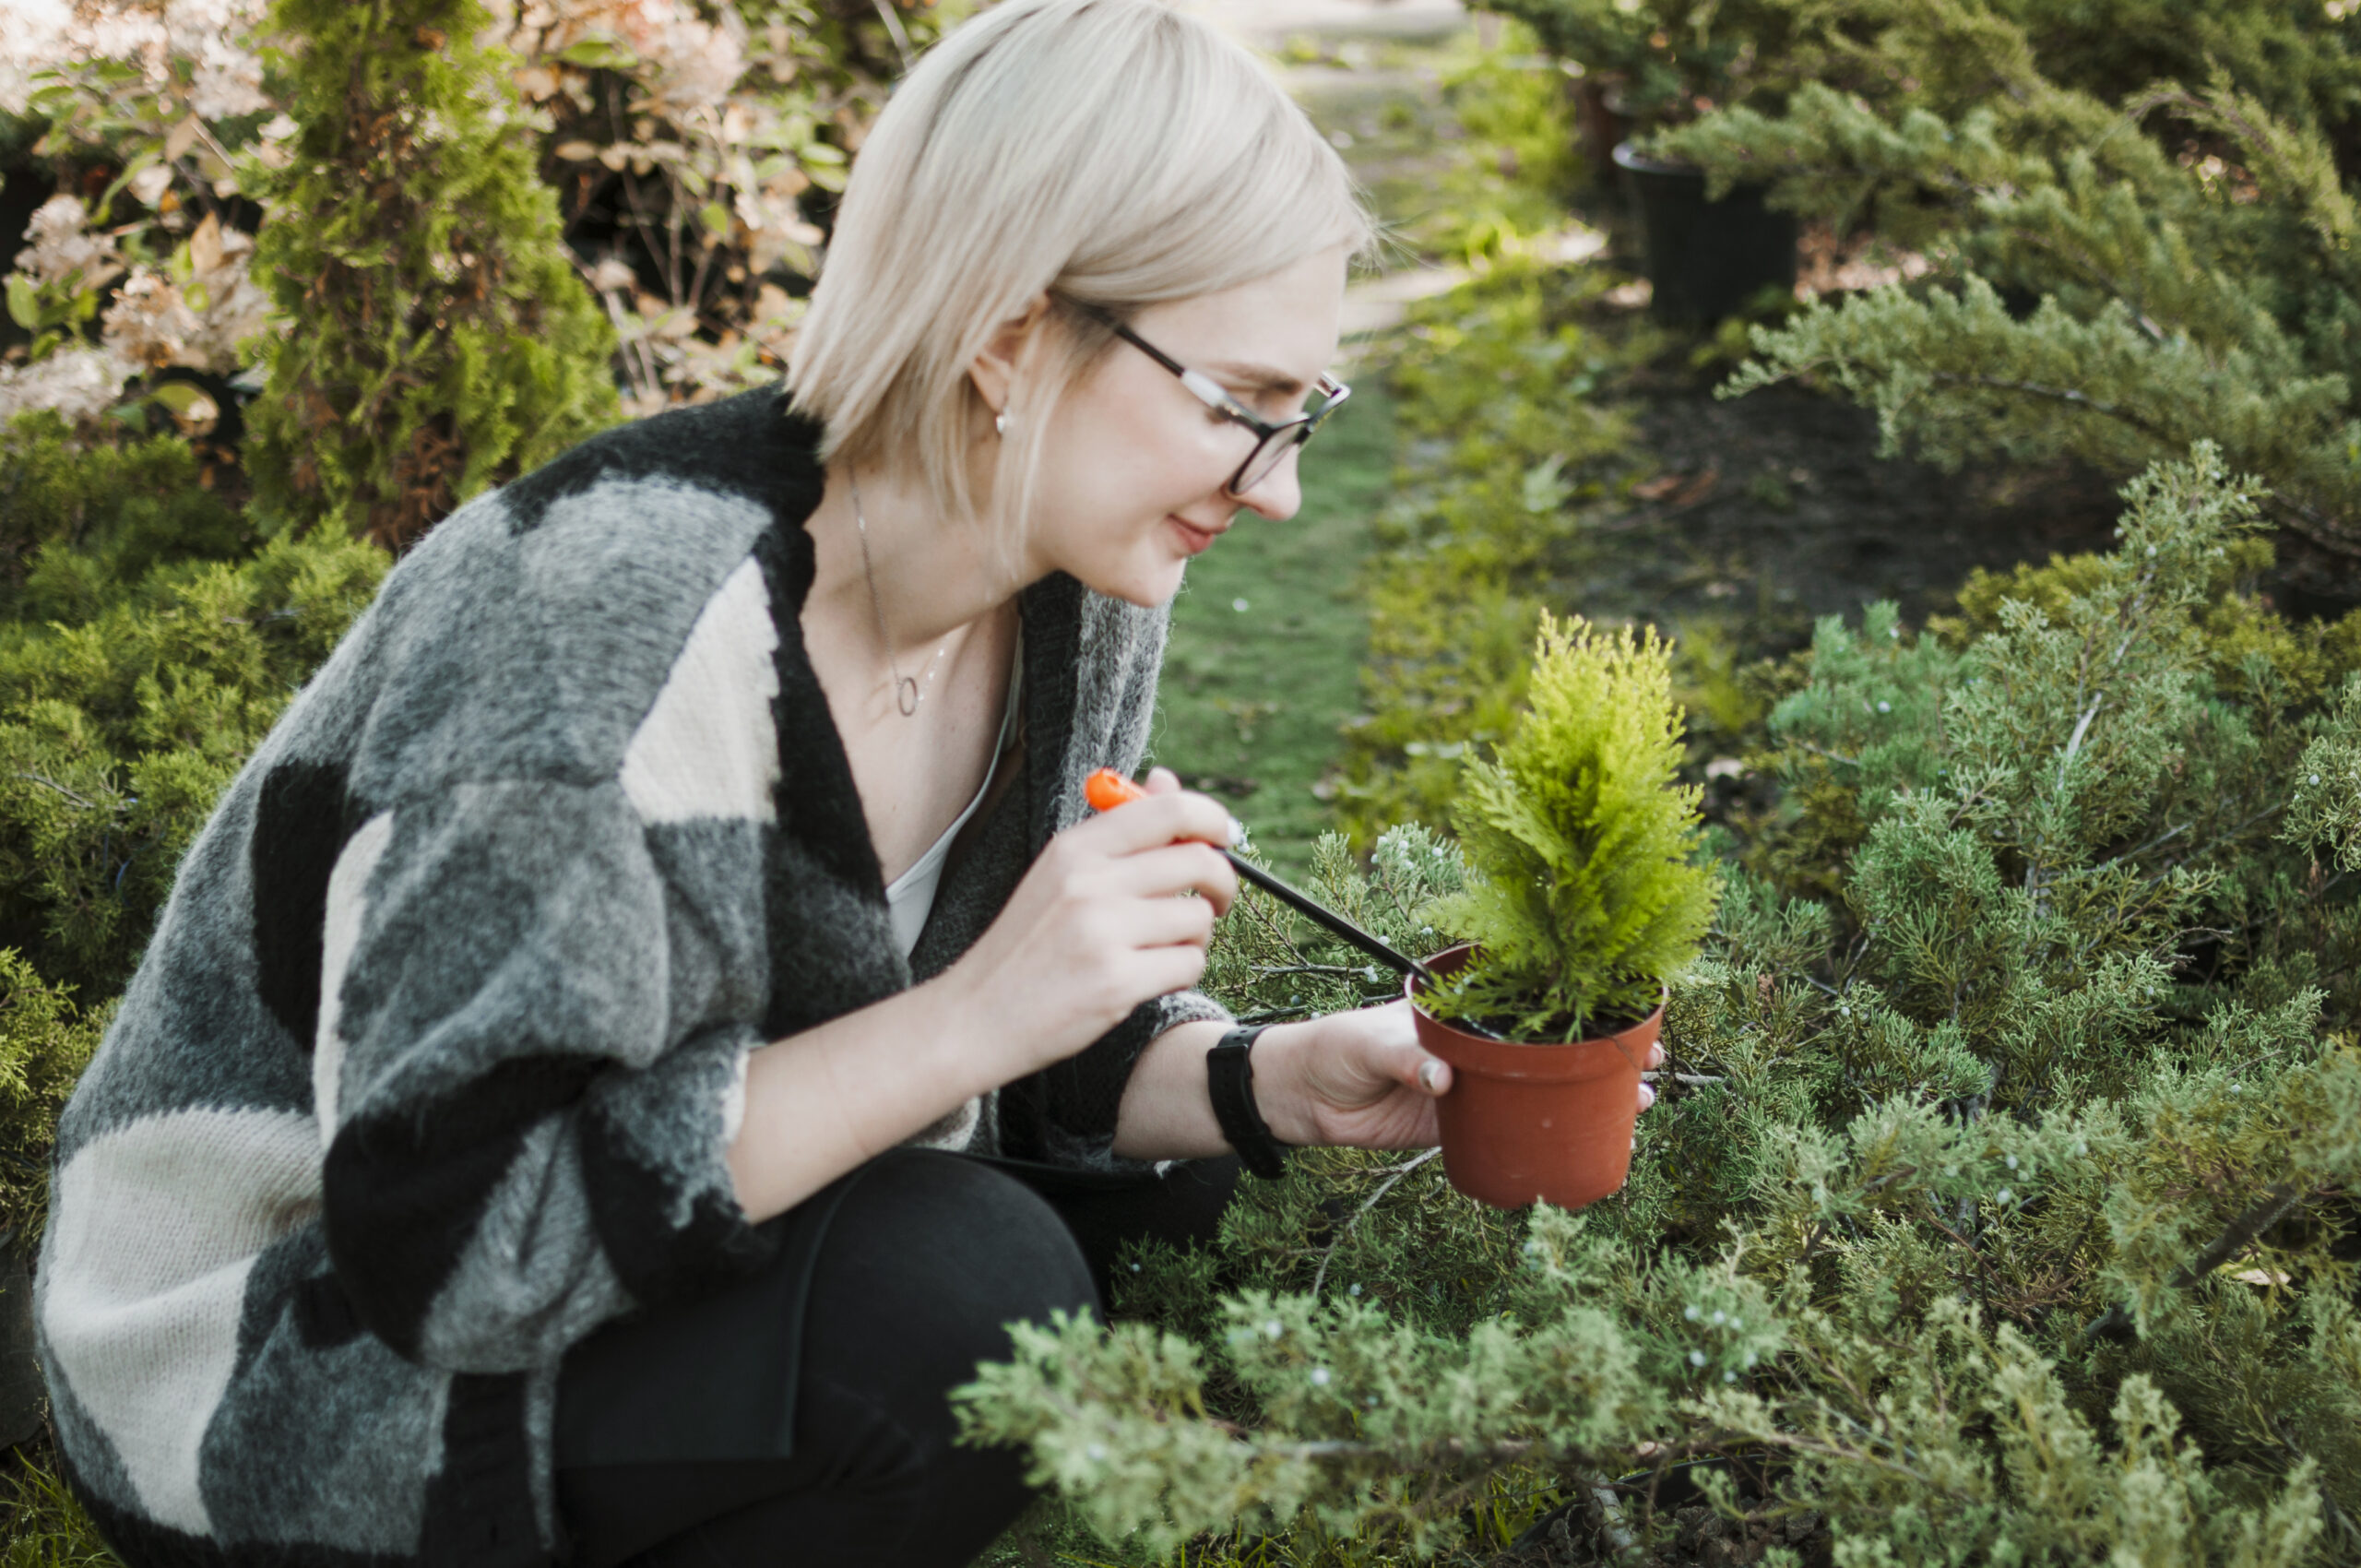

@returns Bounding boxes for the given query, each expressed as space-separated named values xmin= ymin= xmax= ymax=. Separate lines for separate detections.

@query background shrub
xmin=1630 ymin=0 xmax=2361 ymax=574
xmin=239 ymin=0 xmax=620 ymax=546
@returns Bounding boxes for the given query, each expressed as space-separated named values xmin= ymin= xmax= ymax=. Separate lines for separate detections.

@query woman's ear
xmin=967 ymin=292 xmax=1052 ymax=419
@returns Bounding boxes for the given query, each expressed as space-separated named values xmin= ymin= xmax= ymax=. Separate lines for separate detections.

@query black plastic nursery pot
xmin=1612 ymin=140 xmax=1798 ymax=324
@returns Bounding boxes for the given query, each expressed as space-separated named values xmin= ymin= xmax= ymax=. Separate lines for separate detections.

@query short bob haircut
xmin=786 ymin=0 xmax=1377 ymax=553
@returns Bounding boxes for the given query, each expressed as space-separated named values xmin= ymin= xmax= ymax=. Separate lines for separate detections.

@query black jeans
xmin=554 ymin=1149 xmax=1240 ymax=1568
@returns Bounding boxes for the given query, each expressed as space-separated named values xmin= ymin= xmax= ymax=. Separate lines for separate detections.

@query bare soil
xmin=1570 ymin=371 xmax=2132 ymax=647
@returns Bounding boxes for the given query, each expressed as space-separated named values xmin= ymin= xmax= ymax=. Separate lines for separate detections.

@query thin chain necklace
xmin=848 ymin=472 xmax=948 ymax=718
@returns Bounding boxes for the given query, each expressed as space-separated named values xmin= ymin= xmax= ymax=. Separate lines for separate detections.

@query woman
xmin=37 ymin=3 xmax=1658 ymax=1565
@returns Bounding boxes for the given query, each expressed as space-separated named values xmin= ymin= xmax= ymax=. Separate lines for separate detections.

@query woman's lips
xmin=1168 ymin=515 xmax=1221 ymax=555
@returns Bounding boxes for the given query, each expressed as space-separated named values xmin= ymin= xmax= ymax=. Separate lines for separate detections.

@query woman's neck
xmin=805 ymin=462 xmax=1021 ymax=661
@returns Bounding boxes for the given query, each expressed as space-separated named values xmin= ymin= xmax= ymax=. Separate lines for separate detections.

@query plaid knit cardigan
xmin=35 ymin=386 xmax=1228 ymax=1568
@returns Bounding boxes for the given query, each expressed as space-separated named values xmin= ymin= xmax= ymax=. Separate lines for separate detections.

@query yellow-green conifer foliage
xmin=243 ymin=0 xmax=617 ymax=548
xmin=1430 ymin=614 xmax=1721 ymax=1039
xmin=0 ymin=953 xmax=101 ymax=1247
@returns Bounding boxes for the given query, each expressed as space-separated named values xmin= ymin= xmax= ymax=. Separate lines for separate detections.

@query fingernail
xmin=1227 ymin=816 xmax=1245 ymax=848
xmin=1638 ymin=1083 xmax=1656 ymax=1111
xmin=1418 ymin=1060 xmax=1442 ymax=1093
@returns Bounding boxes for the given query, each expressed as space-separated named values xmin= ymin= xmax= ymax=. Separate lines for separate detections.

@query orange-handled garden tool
xmin=1086 ymin=767 xmax=1441 ymax=990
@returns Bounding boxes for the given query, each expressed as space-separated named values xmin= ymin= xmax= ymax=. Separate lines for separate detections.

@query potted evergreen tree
xmin=1411 ymin=612 xmax=1720 ymax=1209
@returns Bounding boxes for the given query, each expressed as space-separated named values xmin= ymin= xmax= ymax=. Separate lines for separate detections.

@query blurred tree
xmin=242 ymin=0 xmax=618 ymax=547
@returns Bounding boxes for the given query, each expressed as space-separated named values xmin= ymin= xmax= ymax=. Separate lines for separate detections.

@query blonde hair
xmin=785 ymin=0 xmax=1376 ymax=550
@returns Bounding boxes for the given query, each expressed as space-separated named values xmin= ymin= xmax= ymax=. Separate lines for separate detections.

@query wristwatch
xmin=1207 ymin=1024 xmax=1290 ymax=1179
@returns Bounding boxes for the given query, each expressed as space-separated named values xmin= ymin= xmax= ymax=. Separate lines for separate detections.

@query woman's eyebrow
xmin=1204 ymin=361 xmax=1309 ymax=397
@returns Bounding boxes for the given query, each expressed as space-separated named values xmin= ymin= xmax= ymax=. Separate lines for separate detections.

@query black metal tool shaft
xmin=1222 ymin=851 xmax=1437 ymax=987
xmin=1222 ymin=850 xmax=1507 ymax=1042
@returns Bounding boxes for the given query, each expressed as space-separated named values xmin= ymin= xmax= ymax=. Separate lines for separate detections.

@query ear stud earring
xmin=995 ymin=411 xmax=1007 ymax=436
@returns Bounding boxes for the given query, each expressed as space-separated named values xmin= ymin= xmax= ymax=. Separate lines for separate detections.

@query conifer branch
xmin=1311 ymin=1148 xmax=1441 ymax=1298
xmin=1993 ymin=226 xmax=2170 ymax=345
xmin=2081 ymin=1181 xmax=2308 ymax=1345
xmin=1262 ymin=1435 xmax=1538 ymax=1461
xmin=1925 ymin=372 xmax=2179 ymax=445
xmin=2118 ymin=821 xmax=2190 ymax=861
xmin=11 ymin=774 xmax=106 ymax=813
xmin=1581 ymin=1471 xmax=1643 ymax=1560
xmin=2270 ymin=1416 xmax=2359 ymax=1550
xmin=2057 ymin=695 xmax=2105 ymax=792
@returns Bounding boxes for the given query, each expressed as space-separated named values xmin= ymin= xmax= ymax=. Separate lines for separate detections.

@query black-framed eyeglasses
xmin=1084 ymin=307 xmax=1350 ymax=497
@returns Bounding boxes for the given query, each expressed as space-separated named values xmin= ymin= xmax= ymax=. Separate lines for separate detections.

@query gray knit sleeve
xmin=317 ymin=780 xmax=771 ymax=1373
xmin=995 ymin=587 xmax=1234 ymax=1171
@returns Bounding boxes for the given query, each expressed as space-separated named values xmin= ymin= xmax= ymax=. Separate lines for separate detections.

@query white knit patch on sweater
xmin=620 ymin=558 xmax=780 ymax=824
xmin=718 ymin=1044 xmax=750 ymax=1147
xmin=314 ymin=810 xmax=396 ymax=1146
xmin=44 ymin=1107 xmax=322 ymax=1537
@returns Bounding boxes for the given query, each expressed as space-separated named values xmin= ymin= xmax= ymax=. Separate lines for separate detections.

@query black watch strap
xmin=1207 ymin=1024 xmax=1289 ymax=1180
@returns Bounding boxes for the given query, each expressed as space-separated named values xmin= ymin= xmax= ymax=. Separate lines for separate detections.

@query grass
xmin=0 ymin=1453 xmax=114 ymax=1568
xmin=1146 ymin=381 xmax=1396 ymax=878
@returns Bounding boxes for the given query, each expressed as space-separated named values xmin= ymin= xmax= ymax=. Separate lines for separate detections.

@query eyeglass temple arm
xmin=1101 ymin=318 xmax=1240 ymax=413
xmin=1086 ymin=303 xmax=1340 ymax=423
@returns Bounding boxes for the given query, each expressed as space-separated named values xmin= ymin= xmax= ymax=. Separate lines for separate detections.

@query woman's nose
xmin=1229 ymin=446 xmax=1302 ymax=521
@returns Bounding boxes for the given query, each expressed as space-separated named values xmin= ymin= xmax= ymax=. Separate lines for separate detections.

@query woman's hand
xmin=1252 ymin=1003 xmax=1667 ymax=1151
xmin=946 ymin=766 xmax=1239 ymax=1076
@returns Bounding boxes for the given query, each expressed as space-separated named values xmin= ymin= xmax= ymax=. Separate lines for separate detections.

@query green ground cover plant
xmin=961 ymin=444 xmax=2361 ymax=1567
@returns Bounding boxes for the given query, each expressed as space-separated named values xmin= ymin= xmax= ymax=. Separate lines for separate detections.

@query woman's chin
xmin=1071 ymin=554 xmax=1189 ymax=609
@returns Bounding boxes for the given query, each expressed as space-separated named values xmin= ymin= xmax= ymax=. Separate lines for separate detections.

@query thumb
xmin=1371 ymin=1031 xmax=1450 ymax=1097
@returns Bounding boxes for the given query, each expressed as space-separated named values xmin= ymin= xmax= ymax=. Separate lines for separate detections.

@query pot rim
xmin=1610 ymin=139 xmax=1703 ymax=177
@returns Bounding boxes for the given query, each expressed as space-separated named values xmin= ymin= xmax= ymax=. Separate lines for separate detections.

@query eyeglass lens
xmin=1235 ymin=429 xmax=1304 ymax=493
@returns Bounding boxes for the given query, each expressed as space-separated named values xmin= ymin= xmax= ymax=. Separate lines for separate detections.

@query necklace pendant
xmin=896 ymin=675 xmax=921 ymax=716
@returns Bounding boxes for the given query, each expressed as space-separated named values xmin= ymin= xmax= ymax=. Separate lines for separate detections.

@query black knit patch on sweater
xmin=995 ymin=992 xmax=1162 ymax=1162
xmin=324 ymin=1055 xmax=607 ymax=1360
xmin=1003 ymin=571 xmax=1137 ymax=1151
xmin=60 ymin=1452 xmax=405 ymax=1568
xmin=498 ymin=385 xmax=822 ymax=537
xmin=752 ymin=517 xmax=884 ymax=897
xmin=1019 ymin=573 xmax=1085 ymax=853
xmin=576 ymin=1101 xmax=784 ymax=1309
xmin=294 ymin=1271 xmax=369 ymax=1349
xmin=420 ymin=1373 xmax=552 ymax=1568
xmin=252 ymin=757 xmax=357 ymax=1051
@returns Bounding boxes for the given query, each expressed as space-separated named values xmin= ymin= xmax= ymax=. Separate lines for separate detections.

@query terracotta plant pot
xmin=1406 ymin=944 xmax=1663 ymax=1210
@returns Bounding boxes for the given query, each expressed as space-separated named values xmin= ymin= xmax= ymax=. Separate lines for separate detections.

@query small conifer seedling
xmin=1425 ymin=613 xmax=1721 ymax=1040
